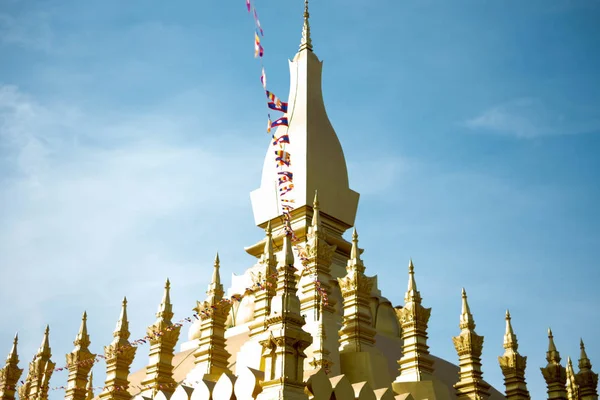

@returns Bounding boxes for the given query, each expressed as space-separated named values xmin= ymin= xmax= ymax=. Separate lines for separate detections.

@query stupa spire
xmin=65 ymin=312 xmax=96 ymax=400
xmin=141 ymin=279 xmax=181 ymax=397
xmin=541 ymin=328 xmax=568 ymax=400
xmin=498 ymin=311 xmax=530 ymax=400
xmin=250 ymin=0 xmax=359 ymax=233
xmin=257 ymin=231 xmax=312 ymax=400
xmin=576 ymin=339 xmax=599 ymax=400
xmin=99 ymin=298 xmax=137 ymax=400
xmin=85 ymin=371 xmax=94 ymax=400
xmin=18 ymin=326 xmax=55 ymax=400
xmin=299 ymin=0 xmax=312 ymax=52
xmin=453 ymin=288 xmax=490 ymax=400
xmin=155 ymin=278 xmax=173 ymax=323
xmin=0 ymin=333 xmax=23 ymax=400
xmin=188 ymin=255 xmax=232 ymax=382
xmin=338 ymin=227 xmax=376 ymax=353
xmin=311 ymin=190 xmax=322 ymax=231
xmin=250 ymin=223 xmax=279 ymax=337
xmin=393 ymin=259 xmax=434 ymax=385
xmin=567 ymin=357 xmax=581 ymax=400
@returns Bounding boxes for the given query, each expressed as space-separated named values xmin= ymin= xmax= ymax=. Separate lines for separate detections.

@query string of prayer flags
xmin=268 ymin=101 xmax=288 ymax=113
xmin=272 ymin=133 xmax=290 ymax=146
xmin=275 ymin=150 xmax=291 ymax=167
xmin=279 ymin=184 xmax=294 ymax=196
xmin=271 ymin=116 xmax=288 ymax=128
xmin=266 ymin=90 xmax=284 ymax=107
xmin=261 ymin=67 xmax=267 ymax=89
xmin=254 ymin=32 xmax=264 ymax=58
xmin=267 ymin=114 xmax=272 ymax=133
xmin=254 ymin=8 xmax=264 ymax=36
xmin=246 ymin=0 xmax=251 ymax=12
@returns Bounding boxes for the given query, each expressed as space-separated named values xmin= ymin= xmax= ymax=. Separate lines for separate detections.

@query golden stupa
xmin=0 ymin=2 xmax=597 ymax=400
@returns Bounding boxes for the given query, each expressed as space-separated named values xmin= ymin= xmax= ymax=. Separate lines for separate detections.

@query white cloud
xmin=0 ymin=84 xmax=265 ymax=393
xmin=465 ymin=97 xmax=600 ymax=138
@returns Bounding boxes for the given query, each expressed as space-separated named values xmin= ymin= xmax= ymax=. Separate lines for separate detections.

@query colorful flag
xmin=254 ymin=32 xmax=264 ymax=58
xmin=253 ymin=8 xmax=264 ymax=36
xmin=246 ymin=0 xmax=251 ymax=12
xmin=273 ymin=134 xmax=290 ymax=146
xmin=260 ymin=67 xmax=267 ymax=89
xmin=268 ymin=101 xmax=288 ymax=113
xmin=271 ymin=116 xmax=288 ymax=128
xmin=267 ymin=114 xmax=272 ymax=133
xmin=281 ymin=204 xmax=294 ymax=212
xmin=275 ymin=150 xmax=291 ymax=166
xmin=278 ymin=171 xmax=293 ymax=185
xmin=266 ymin=90 xmax=283 ymax=107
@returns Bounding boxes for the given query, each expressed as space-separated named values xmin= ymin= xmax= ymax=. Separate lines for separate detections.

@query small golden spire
xmin=404 ymin=259 xmax=422 ymax=304
xmin=85 ymin=371 xmax=94 ymax=400
xmin=114 ymin=297 xmax=130 ymax=341
xmin=311 ymin=190 xmax=321 ymax=231
xmin=264 ymin=221 xmax=274 ymax=256
xmin=350 ymin=227 xmax=360 ymax=260
xmin=212 ymin=253 xmax=221 ymax=286
xmin=38 ymin=325 xmax=51 ymax=358
xmin=547 ymin=328 xmax=561 ymax=363
xmin=282 ymin=232 xmax=295 ymax=266
xmin=74 ymin=311 xmax=91 ymax=350
xmin=459 ymin=288 xmax=475 ymax=330
xmin=299 ymin=0 xmax=313 ymax=52
xmin=580 ymin=339 xmax=590 ymax=366
xmin=503 ymin=310 xmax=518 ymax=350
xmin=7 ymin=333 xmax=18 ymax=364
xmin=566 ymin=357 xmax=580 ymax=400
xmin=156 ymin=278 xmax=174 ymax=323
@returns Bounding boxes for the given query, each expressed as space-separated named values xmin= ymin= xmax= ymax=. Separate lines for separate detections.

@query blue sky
xmin=1 ymin=0 xmax=599 ymax=399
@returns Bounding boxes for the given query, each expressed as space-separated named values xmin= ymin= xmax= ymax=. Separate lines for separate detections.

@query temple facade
xmin=0 ymin=2 xmax=597 ymax=400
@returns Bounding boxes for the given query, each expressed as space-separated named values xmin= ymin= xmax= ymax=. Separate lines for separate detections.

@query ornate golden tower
xmin=140 ymin=279 xmax=181 ymax=396
xmin=567 ymin=357 xmax=581 ymax=400
xmin=85 ymin=371 xmax=94 ymax=400
xmin=189 ymin=253 xmax=233 ymax=382
xmin=99 ymin=298 xmax=137 ymax=400
xmin=453 ymin=288 xmax=491 ymax=400
xmin=498 ymin=310 xmax=530 ymax=400
xmin=301 ymin=192 xmax=338 ymax=374
xmin=65 ymin=312 xmax=96 ymax=400
xmin=541 ymin=328 xmax=568 ymax=400
xmin=576 ymin=339 xmax=599 ymax=400
xmin=394 ymin=259 xmax=434 ymax=382
xmin=338 ymin=228 xmax=376 ymax=354
xmin=249 ymin=222 xmax=278 ymax=338
xmin=257 ymin=233 xmax=313 ymax=400
xmin=18 ymin=325 xmax=55 ymax=400
xmin=0 ymin=334 xmax=22 ymax=400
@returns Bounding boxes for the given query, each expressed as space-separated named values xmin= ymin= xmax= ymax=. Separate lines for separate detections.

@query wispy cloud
xmin=0 ymin=84 xmax=265 ymax=380
xmin=465 ymin=97 xmax=600 ymax=139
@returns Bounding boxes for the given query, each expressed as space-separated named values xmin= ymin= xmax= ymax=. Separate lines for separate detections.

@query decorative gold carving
xmin=65 ymin=312 xmax=96 ymax=400
xmin=140 ymin=279 xmax=181 ymax=396
xmin=18 ymin=326 xmax=55 ymax=400
xmin=0 ymin=334 xmax=22 ymax=400
xmin=453 ymin=289 xmax=490 ymax=400
xmin=99 ymin=299 xmax=137 ymax=400
xmin=497 ymin=311 xmax=530 ymax=400
xmin=540 ymin=328 xmax=568 ymax=400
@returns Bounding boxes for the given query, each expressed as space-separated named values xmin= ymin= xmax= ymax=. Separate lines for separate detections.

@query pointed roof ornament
xmin=459 ymin=288 xmax=475 ymax=330
xmin=579 ymin=338 xmax=592 ymax=370
xmin=405 ymin=259 xmax=422 ymax=303
xmin=7 ymin=332 xmax=18 ymax=363
xmin=212 ymin=253 xmax=221 ymax=286
xmin=282 ymin=232 xmax=295 ymax=266
xmin=299 ymin=0 xmax=313 ymax=52
xmin=546 ymin=327 xmax=561 ymax=363
xmin=85 ymin=370 xmax=94 ymax=400
xmin=350 ymin=227 xmax=360 ymax=261
xmin=114 ymin=297 xmax=130 ymax=340
xmin=38 ymin=325 xmax=51 ymax=358
xmin=156 ymin=278 xmax=174 ymax=323
xmin=74 ymin=311 xmax=91 ymax=349
xmin=311 ymin=190 xmax=322 ymax=231
xmin=503 ymin=310 xmax=518 ymax=350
